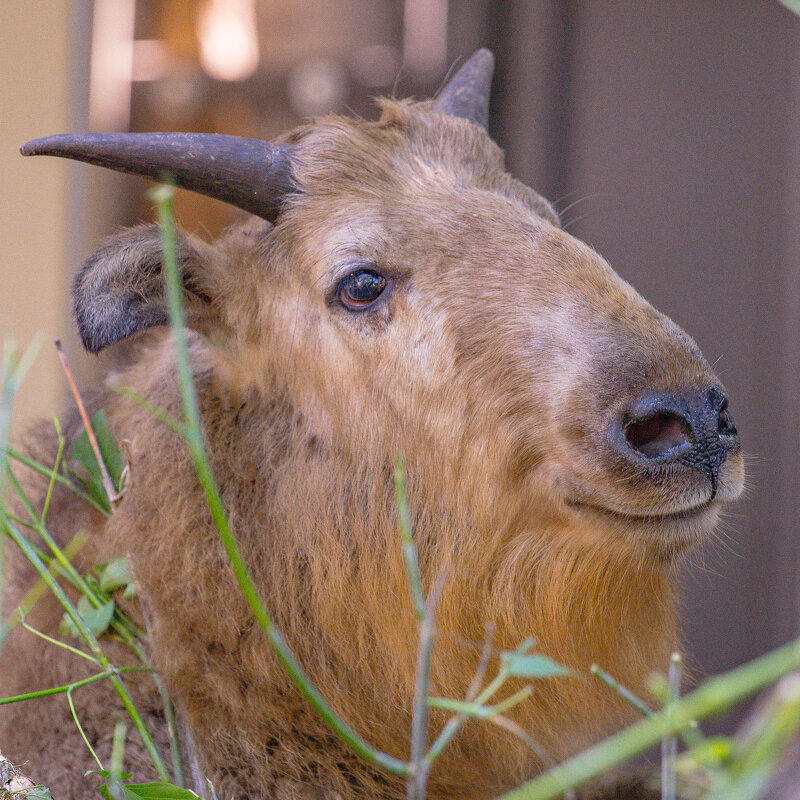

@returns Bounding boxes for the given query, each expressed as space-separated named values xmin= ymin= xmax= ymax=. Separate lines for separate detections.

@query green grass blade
xmin=152 ymin=184 xmax=409 ymax=779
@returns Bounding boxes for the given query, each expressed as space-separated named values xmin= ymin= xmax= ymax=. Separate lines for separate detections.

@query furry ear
xmin=73 ymin=224 xmax=217 ymax=353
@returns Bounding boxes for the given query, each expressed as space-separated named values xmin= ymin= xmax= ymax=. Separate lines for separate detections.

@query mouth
xmin=565 ymin=497 xmax=714 ymax=524
xmin=564 ymin=495 xmax=721 ymax=554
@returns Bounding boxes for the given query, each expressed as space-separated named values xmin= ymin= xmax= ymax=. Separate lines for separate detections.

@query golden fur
xmin=1 ymin=99 xmax=743 ymax=799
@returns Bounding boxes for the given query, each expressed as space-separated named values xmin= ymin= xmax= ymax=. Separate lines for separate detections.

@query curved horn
xmin=20 ymin=133 xmax=295 ymax=222
xmin=432 ymin=49 xmax=495 ymax=129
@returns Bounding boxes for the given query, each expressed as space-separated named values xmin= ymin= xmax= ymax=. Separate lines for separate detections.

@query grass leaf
xmin=500 ymin=652 xmax=573 ymax=680
xmin=676 ymin=736 xmax=733 ymax=771
xmin=99 ymin=782 xmax=199 ymax=800
xmin=59 ymin=596 xmax=115 ymax=639
xmin=99 ymin=557 xmax=134 ymax=594
xmin=88 ymin=770 xmax=132 ymax=781
xmin=25 ymin=787 xmax=56 ymax=800
xmin=69 ymin=410 xmax=125 ymax=512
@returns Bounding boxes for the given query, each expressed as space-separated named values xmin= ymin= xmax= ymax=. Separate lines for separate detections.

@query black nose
xmin=614 ymin=387 xmax=739 ymax=497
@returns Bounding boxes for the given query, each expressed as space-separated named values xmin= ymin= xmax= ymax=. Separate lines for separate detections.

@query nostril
xmin=614 ymin=388 xmax=738 ymax=479
xmin=717 ymin=399 xmax=738 ymax=437
xmin=624 ymin=411 xmax=693 ymax=460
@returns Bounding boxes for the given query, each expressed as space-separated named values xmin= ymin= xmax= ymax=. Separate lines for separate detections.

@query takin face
xmin=10 ymin=50 xmax=744 ymax=799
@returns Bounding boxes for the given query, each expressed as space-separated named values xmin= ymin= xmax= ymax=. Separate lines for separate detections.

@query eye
xmin=336 ymin=269 xmax=387 ymax=310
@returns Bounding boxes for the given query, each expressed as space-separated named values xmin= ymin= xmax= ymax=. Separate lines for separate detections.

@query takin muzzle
xmin=9 ymin=48 xmax=745 ymax=799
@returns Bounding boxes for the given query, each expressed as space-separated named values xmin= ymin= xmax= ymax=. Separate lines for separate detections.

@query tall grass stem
xmin=153 ymin=184 xmax=409 ymax=780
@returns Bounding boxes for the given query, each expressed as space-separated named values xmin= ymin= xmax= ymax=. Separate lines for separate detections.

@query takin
xmin=1 ymin=50 xmax=744 ymax=799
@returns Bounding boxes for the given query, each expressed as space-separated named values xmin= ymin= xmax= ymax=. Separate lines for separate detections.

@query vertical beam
xmin=0 ymin=1 xmax=73 ymax=430
xmin=489 ymin=0 xmax=578 ymax=204
xmin=775 ymin=7 xmax=800 ymax=635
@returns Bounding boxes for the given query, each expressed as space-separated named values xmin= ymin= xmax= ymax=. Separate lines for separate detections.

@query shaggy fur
xmin=1 ymin=99 xmax=744 ymax=799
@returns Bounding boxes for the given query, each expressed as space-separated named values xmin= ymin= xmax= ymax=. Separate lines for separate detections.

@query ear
xmin=73 ymin=224 xmax=219 ymax=353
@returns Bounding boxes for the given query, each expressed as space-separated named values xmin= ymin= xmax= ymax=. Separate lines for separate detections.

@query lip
xmin=564 ymin=497 xmax=721 ymax=555
xmin=565 ymin=497 xmax=714 ymax=525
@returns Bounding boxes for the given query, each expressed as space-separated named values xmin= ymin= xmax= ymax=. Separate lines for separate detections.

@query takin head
xmin=18 ymin=50 xmax=744 ymax=798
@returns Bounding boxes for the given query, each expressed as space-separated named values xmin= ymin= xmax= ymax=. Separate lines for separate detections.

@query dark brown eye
xmin=337 ymin=269 xmax=387 ymax=310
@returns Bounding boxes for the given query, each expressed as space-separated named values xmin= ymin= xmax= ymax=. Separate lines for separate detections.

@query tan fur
xmin=1 ymin=99 xmax=743 ymax=799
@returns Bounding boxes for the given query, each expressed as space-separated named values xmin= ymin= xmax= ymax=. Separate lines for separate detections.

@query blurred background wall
xmin=0 ymin=0 xmax=75 ymax=425
xmin=1 ymin=0 xmax=799 ymax=728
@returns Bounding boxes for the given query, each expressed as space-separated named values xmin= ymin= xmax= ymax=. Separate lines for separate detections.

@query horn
xmin=432 ymin=48 xmax=495 ymax=129
xmin=20 ymin=133 xmax=295 ymax=222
